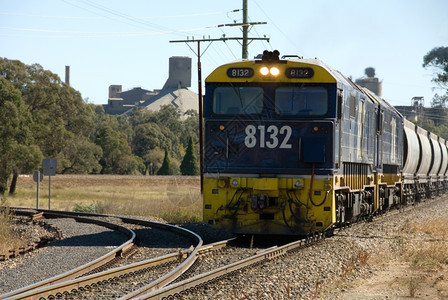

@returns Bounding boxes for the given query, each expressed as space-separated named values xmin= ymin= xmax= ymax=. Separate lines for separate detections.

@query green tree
xmin=128 ymin=107 xmax=152 ymax=127
xmin=132 ymin=123 xmax=167 ymax=174
xmin=58 ymin=136 xmax=103 ymax=174
xmin=0 ymin=78 xmax=42 ymax=194
xmin=435 ymin=124 xmax=448 ymax=140
xmin=129 ymin=107 xmax=184 ymax=173
xmin=144 ymin=106 xmax=183 ymax=157
xmin=8 ymin=144 xmax=42 ymax=195
xmin=144 ymin=148 xmax=165 ymax=175
xmin=0 ymin=58 xmax=99 ymax=150
xmin=96 ymin=126 xmax=143 ymax=174
xmin=182 ymin=109 xmax=199 ymax=148
xmin=421 ymin=47 xmax=448 ymax=138
xmin=157 ymin=148 xmax=172 ymax=175
xmin=133 ymin=123 xmax=167 ymax=155
xmin=423 ymin=46 xmax=448 ymax=88
xmin=431 ymin=94 xmax=448 ymax=108
xmin=180 ymin=136 xmax=199 ymax=175
xmin=424 ymin=46 xmax=448 ymax=111
xmin=0 ymin=58 xmax=101 ymax=193
xmin=149 ymin=105 xmax=182 ymax=136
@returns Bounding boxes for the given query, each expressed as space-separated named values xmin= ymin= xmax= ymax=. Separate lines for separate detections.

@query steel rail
xmin=117 ymin=239 xmax=232 ymax=300
xmin=132 ymin=237 xmax=321 ymax=300
xmin=1 ymin=208 xmax=205 ymax=300
xmin=0 ymin=240 xmax=229 ymax=300
xmin=0 ymin=210 xmax=137 ymax=300
xmin=2 ymin=249 xmax=193 ymax=300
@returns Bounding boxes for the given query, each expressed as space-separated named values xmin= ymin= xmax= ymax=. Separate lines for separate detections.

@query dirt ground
xmin=335 ymin=261 xmax=448 ymax=299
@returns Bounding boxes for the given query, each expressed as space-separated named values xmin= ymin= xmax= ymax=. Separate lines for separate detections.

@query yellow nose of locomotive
xmin=203 ymin=176 xmax=335 ymax=236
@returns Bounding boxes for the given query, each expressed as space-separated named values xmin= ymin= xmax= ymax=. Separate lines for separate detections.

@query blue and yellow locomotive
xmin=202 ymin=50 xmax=447 ymax=236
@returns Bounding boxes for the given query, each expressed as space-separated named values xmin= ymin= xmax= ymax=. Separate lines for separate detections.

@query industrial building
xmin=102 ymin=56 xmax=198 ymax=117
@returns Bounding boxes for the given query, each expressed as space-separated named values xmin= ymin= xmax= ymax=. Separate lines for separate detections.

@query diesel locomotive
xmin=202 ymin=50 xmax=448 ymax=236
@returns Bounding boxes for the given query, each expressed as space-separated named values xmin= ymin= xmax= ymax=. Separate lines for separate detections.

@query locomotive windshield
xmin=275 ymin=86 xmax=328 ymax=116
xmin=210 ymin=84 xmax=329 ymax=117
xmin=212 ymin=86 xmax=263 ymax=115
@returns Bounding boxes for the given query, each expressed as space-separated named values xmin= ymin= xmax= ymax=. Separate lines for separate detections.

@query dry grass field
xmin=335 ymin=215 xmax=448 ymax=299
xmin=5 ymin=174 xmax=202 ymax=222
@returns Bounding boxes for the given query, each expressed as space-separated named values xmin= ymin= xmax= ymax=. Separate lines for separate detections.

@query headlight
xmin=232 ymin=179 xmax=239 ymax=186
xmin=260 ymin=67 xmax=269 ymax=76
xmin=270 ymin=67 xmax=280 ymax=76
xmin=259 ymin=66 xmax=280 ymax=76
xmin=294 ymin=180 xmax=303 ymax=188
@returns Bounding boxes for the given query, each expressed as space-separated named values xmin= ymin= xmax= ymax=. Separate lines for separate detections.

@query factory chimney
xmin=65 ymin=66 xmax=70 ymax=86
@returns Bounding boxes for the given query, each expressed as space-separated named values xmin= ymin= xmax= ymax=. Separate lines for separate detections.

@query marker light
xmin=260 ymin=67 xmax=269 ymax=76
xmin=295 ymin=180 xmax=302 ymax=188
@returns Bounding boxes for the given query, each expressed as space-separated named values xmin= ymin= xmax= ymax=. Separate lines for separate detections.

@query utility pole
xmin=218 ymin=0 xmax=268 ymax=59
xmin=170 ymin=2 xmax=268 ymax=193
xmin=170 ymin=36 xmax=269 ymax=193
xmin=169 ymin=38 xmax=210 ymax=194
xmin=242 ymin=0 xmax=248 ymax=59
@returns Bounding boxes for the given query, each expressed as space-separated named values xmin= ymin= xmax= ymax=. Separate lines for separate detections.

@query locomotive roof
xmin=206 ymin=56 xmax=403 ymax=118
xmin=206 ymin=57 xmax=355 ymax=87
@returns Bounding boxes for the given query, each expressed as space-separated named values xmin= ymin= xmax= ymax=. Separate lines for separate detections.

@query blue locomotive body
xmin=202 ymin=51 xmax=445 ymax=235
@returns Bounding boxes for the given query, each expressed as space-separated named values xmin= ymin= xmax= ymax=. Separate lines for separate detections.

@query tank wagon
xmin=202 ymin=50 xmax=448 ymax=235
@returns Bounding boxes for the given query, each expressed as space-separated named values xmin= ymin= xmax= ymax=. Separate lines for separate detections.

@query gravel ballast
xmin=0 ymin=218 xmax=129 ymax=294
xmin=180 ymin=195 xmax=448 ymax=299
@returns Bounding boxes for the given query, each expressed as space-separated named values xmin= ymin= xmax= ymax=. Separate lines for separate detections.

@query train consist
xmin=202 ymin=50 xmax=448 ymax=236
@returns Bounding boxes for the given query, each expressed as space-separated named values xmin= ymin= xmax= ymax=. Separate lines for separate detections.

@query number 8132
xmin=244 ymin=125 xmax=292 ymax=149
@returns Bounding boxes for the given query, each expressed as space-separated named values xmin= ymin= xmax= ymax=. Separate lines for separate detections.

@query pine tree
xmin=180 ymin=136 xmax=199 ymax=175
xmin=157 ymin=148 xmax=172 ymax=175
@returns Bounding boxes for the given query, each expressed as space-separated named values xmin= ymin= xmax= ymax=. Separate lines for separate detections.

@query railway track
xmin=2 ymin=196 xmax=445 ymax=299
xmin=0 ymin=207 xmax=373 ymax=300
xmin=123 ymin=199 xmax=444 ymax=299
xmin=3 ymin=240 xmax=234 ymax=300
xmin=0 ymin=208 xmax=203 ymax=300
xmin=1 ymin=209 xmax=136 ymax=299
xmin=133 ymin=235 xmax=324 ymax=299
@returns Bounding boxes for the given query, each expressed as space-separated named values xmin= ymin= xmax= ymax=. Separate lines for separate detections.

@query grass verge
xmin=402 ymin=216 xmax=448 ymax=269
xmin=6 ymin=174 xmax=202 ymax=223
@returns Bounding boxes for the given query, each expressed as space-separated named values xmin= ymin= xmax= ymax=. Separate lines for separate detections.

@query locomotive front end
xmin=203 ymin=172 xmax=336 ymax=235
xmin=203 ymin=51 xmax=339 ymax=235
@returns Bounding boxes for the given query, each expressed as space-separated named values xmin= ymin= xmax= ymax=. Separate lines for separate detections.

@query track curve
xmin=0 ymin=208 xmax=203 ymax=300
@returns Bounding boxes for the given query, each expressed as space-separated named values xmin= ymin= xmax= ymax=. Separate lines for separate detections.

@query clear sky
xmin=1 ymin=0 xmax=447 ymax=106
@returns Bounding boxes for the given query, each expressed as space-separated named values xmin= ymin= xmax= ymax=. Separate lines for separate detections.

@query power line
xmin=0 ymin=10 xmax=237 ymax=21
xmin=59 ymin=0 xmax=237 ymax=38
xmin=0 ymin=26 xmax=221 ymax=39
xmin=252 ymin=0 xmax=303 ymax=55
xmin=65 ymin=0 xmax=177 ymax=33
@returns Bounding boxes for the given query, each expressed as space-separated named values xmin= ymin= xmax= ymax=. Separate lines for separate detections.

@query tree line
xmin=0 ymin=58 xmax=199 ymax=195
xmin=1 ymin=46 xmax=447 ymax=195
xmin=417 ymin=46 xmax=448 ymax=138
